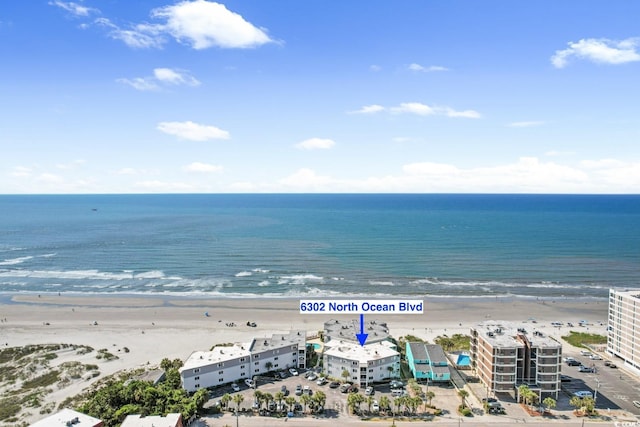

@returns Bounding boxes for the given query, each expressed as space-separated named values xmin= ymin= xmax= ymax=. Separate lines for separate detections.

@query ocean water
xmin=0 ymin=194 xmax=638 ymax=298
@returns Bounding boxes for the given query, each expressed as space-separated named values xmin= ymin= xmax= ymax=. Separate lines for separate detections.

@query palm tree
xmin=285 ymin=396 xmax=296 ymax=412
xmin=379 ymin=395 xmax=390 ymax=414
xmin=300 ymin=393 xmax=312 ymax=413
xmin=253 ymin=390 xmax=263 ymax=410
xmin=232 ymin=393 xmax=244 ymax=413
xmin=542 ymin=396 xmax=556 ymax=414
xmin=393 ymin=396 xmax=404 ymax=415
xmin=518 ymin=384 xmax=532 ymax=407
xmin=313 ymin=390 xmax=326 ymax=411
xmin=366 ymin=395 xmax=374 ymax=413
xmin=265 ymin=361 xmax=273 ymax=372
xmin=263 ymin=392 xmax=274 ymax=410
xmin=425 ymin=390 xmax=435 ymax=407
xmin=341 ymin=369 xmax=351 ymax=382
xmin=221 ymin=393 xmax=232 ymax=410
xmin=274 ymin=391 xmax=285 ymax=409
xmin=457 ymin=389 xmax=469 ymax=409
xmin=569 ymin=396 xmax=585 ymax=414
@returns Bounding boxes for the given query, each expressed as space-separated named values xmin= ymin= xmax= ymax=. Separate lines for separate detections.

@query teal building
xmin=405 ymin=342 xmax=451 ymax=382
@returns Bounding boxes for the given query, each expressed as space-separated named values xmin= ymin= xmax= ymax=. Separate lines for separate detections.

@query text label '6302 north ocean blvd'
xmin=299 ymin=299 xmax=423 ymax=314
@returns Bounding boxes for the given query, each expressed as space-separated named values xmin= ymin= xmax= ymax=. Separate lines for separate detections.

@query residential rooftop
xmin=120 ymin=413 xmax=182 ymax=427
xmin=249 ymin=330 xmax=306 ymax=353
xmin=30 ymin=409 xmax=103 ymax=427
xmin=324 ymin=340 xmax=398 ymax=363
xmin=181 ymin=344 xmax=251 ymax=371
xmin=324 ymin=318 xmax=390 ymax=344
xmin=473 ymin=320 xmax=560 ymax=349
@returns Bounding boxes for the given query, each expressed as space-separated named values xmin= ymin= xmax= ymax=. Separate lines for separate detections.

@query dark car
xmin=348 ymin=384 xmax=359 ymax=393
xmin=482 ymin=397 xmax=498 ymax=403
xmin=281 ymin=385 xmax=288 ymax=396
xmin=560 ymin=375 xmax=572 ymax=382
xmin=566 ymin=359 xmax=581 ymax=366
xmin=329 ymin=381 xmax=340 ymax=389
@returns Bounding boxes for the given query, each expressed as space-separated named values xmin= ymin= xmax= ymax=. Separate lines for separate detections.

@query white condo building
xmin=608 ymin=289 xmax=640 ymax=374
xmin=321 ymin=319 xmax=399 ymax=387
xmin=180 ymin=331 xmax=306 ymax=393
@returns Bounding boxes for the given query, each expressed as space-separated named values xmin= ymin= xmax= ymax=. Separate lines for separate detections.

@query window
xmin=193 ymin=368 xmax=200 ymax=373
xmin=240 ymin=357 xmax=246 ymax=362
xmin=274 ymin=357 xmax=279 ymax=360
xmin=240 ymin=365 xmax=245 ymax=369
xmin=255 ymin=361 xmax=259 ymax=365
xmin=254 ymin=354 xmax=260 ymax=359
xmin=195 ymin=384 xmax=200 ymax=388
xmin=218 ymin=378 xmax=224 ymax=383
xmin=217 ymin=363 xmax=224 ymax=367
xmin=241 ymin=372 xmax=246 ymax=377
xmin=194 ymin=376 xmax=200 ymax=380
xmin=255 ymin=369 xmax=260 ymax=373
xmin=218 ymin=371 xmax=223 ymax=375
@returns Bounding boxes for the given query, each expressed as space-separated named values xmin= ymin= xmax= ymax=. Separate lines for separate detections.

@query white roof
xmin=182 ymin=344 xmax=251 ymax=371
xmin=324 ymin=341 xmax=398 ymax=363
xmin=30 ymin=409 xmax=102 ymax=427
xmin=120 ymin=414 xmax=182 ymax=427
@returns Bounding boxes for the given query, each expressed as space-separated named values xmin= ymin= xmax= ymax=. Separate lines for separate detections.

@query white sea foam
xmin=235 ymin=271 xmax=253 ymax=277
xmin=40 ymin=253 xmax=57 ymax=258
xmin=369 ymin=280 xmax=395 ymax=286
xmin=0 ymin=256 xmax=34 ymax=266
xmin=134 ymin=270 xmax=165 ymax=279
xmin=257 ymin=280 xmax=270 ymax=287
xmin=252 ymin=268 xmax=270 ymax=273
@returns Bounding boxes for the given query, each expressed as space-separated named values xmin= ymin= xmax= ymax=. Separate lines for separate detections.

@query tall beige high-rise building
xmin=470 ymin=321 xmax=562 ymax=398
xmin=607 ymin=289 xmax=640 ymax=374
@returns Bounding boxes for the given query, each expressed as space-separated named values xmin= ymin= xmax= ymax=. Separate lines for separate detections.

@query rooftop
xmin=249 ymin=330 xmax=306 ymax=353
xmin=324 ymin=318 xmax=390 ymax=344
xmin=30 ymin=409 xmax=103 ymax=427
xmin=120 ymin=413 xmax=182 ymax=427
xmin=472 ymin=320 xmax=560 ymax=349
xmin=324 ymin=340 xmax=398 ymax=364
xmin=181 ymin=344 xmax=251 ymax=371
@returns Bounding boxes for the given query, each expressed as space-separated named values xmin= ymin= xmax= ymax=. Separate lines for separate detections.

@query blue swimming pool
xmin=457 ymin=354 xmax=471 ymax=366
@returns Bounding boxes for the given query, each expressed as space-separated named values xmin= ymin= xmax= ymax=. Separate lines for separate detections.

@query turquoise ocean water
xmin=0 ymin=194 xmax=638 ymax=298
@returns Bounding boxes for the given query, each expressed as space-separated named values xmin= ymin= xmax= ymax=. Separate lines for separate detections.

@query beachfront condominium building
xmin=323 ymin=340 xmax=400 ymax=387
xmin=607 ymin=289 xmax=640 ymax=374
xmin=470 ymin=321 xmax=562 ymax=398
xmin=180 ymin=330 xmax=306 ymax=393
xmin=323 ymin=318 xmax=391 ymax=345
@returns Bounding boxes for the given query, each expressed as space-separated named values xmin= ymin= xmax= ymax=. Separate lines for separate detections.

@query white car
xmin=245 ymin=378 xmax=254 ymax=388
xmin=289 ymin=368 xmax=299 ymax=376
xmin=372 ymin=400 xmax=380 ymax=412
xmin=231 ymin=383 xmax=240 ymax=392
xmin=574 ymin=391 xmax=593 ymax=399
xmin=316 ymin=377 xmax=327 ymax=385
xmin=590 ymin=354 xmax=602 ymax=360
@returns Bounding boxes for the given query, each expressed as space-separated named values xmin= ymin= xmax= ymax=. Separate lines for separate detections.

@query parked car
xmin=560 ymin=375 xmax=572 ymax=382
xmin=316 ymin=377 xmax=327 ymax=386
xmin=604 ymin=360 xmax=612 ymax=366
xmin=278 ymin=371 xmax=288 ymax=379
xmin=245 ymin=378 xmax=254 ymax=388
xmin=566 ymin=359 xmax=581 ymax=366
xmin=389 ymin=380 xmax=404 ymax=389
xmin=281 ymin=385 xmax=288 ymax=396
xmin=482 ymin=397 xmax=498 ymax=403
xmin=365 ymin=386 xmax=374 ymax=396
xmin=347 ymin=384 xmax=359 ymax=393
xmin=295 ymin=384 xmax=303 ymax=395
xmin=574 ymin=391 xmax=593 ymax=398
xmin=609 ymin=363 xmax=617 ymax=368
xmin=231 ymin=383 xmax=240 ymax=392
xmin=289 ymin=368 xmax=299 ymax=376
xmin=634 ymin=401 xmax=640 ymax=409
xmin=372 ymin=400 xmax=380 ymax=412
xmin=329 ymin=381 xmax=340 ymax=389
xmin=307 ymin=373 xmax=318 ymax=381
xmin=339 ymin=383 xmax=352 ymax=393
xmin=580 ymin=350 xmax=592 ymax=356
xmin=578 ymin=366 xmax=595 ymax=373
xmin=563 ymin=356 xmax=575 ymax=362
xmin=590 ymin=354 xmax=602 ymax=360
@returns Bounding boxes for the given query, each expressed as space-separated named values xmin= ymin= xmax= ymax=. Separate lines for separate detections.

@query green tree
xmin=265 ymin=361 xmax=273 ymax=372
xmin=393 ymin=396 xmax=404 ymax=415
xmin=285 ymin=396 xmax=296 ymax=411
xmin=543 ymin=396 xmax=557 ymax=413
xmin=425 ymin=390 xmax=435 ymax=407
xmin=313 ymin=390 xmax=326 ymax=411
xmin=263 ymin=392 xmax=274 ymax=410
xmin=300 ymin=393 xmax=312 ymax=413
xmin=366 ymin=395 xmax=374 ymax=413
xmin=379 ymin=395 xmax=390 ymax=414
xmin=457 ymin=389 xmax=469 ymax=408
xmin=341 ymin=369 xmax=351 ymax=382
xmin=221 ymin=393 xmax=232 ymax=410
xmin=232 ymin=393 xmax=244 ymax=412
xmin=274 ymin=391 xmax=285 ymax=408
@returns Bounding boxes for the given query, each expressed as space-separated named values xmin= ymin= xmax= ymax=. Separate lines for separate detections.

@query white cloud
xmin=56 ymin=159 xmax=85 ymax=170
xmin=390 ymin=102 xmax=435 ymax=116
xmin=151 ymin=0 xmax=273 ymax=49
xmin=184 ymin=162 xmax=223 ymax=173
xmin=95 ymin=18 xmax=164 ymax=49
xmin=349 ymin=104 xmax=385 ymax=114
xmin=508 ymin=121 xmax=545 ymax=128
xmin=134 ymin=180 xmax=195 ymax=191
xmin=154 ymin=68 xmax=200 ymax=86
xmin=552 ymin=37 xmax=640 ymax=68
xmin=37 ymin=173 xmax=64 ymax=184
xmin=353 ymin=102 xmax=480 ymax=119
xmin=370 ymin=65 xmax=382 ymax=72
xmin=295 ymin=138 xmax=336 ymax=150
xmin=545 ymin=150 xmax=575 ymax=157
xmin=49 ymin=1 xmax=98 ymax=17
xmin=9 ymin=166 xmax=33 ymax=177
xmin=445 ymin=108 xmax=481 ymax=119
xmin=408 ymin=63 xmax=448 ymax=72
xmin=278 ymin=168 xmax=332 ymax=189
xmin=157 ymin=121 xmax=230 ymax=141
xmin=118 ymin=68 xmax=200 ymax=91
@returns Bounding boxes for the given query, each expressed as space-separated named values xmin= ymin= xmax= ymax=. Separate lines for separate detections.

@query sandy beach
xmin=0 ymin=293 xmax=610 ymax=424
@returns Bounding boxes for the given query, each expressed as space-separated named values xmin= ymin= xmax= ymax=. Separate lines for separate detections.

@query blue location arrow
xmin=355 ymin=313 xmax=368 ymax=346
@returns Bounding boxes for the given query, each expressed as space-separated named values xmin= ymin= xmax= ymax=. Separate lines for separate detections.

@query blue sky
xmin=1 ymin=0 xmax=639 ymax=194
